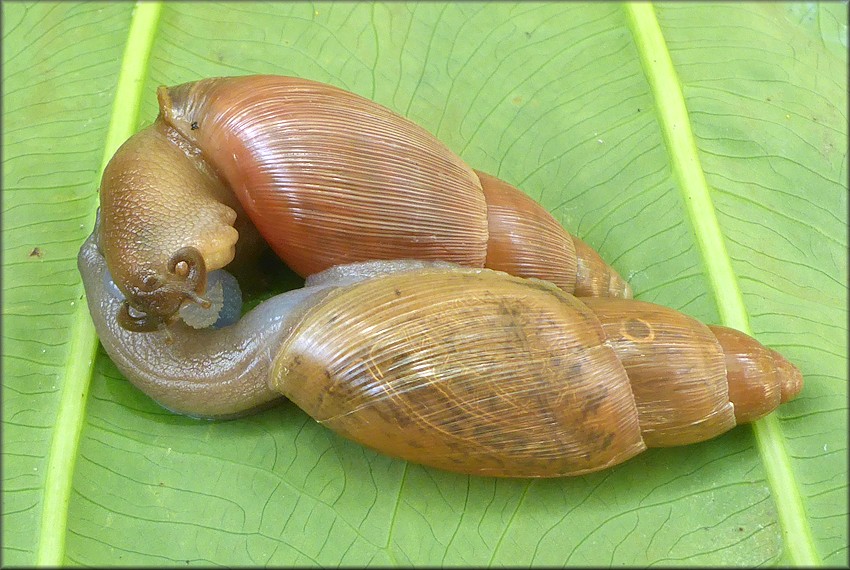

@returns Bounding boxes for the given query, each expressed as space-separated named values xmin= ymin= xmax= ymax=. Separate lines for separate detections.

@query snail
xmin=98 ymin=74 xmax=631 ymax=333
xmin=78 ymin=224 xmax=802 ymax=478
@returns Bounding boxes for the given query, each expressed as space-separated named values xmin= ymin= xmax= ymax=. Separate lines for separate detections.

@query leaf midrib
xmin=35 ymin=1 xmax=164 ymax=565
xmin=623 ymin=2 xmax=820 ymax=565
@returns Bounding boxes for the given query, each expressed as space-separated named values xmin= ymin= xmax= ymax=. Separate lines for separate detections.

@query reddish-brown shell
xmin=477 ymin=169 xmax=631 ymax=297
xmin=157 ymin=75 xmax=631 ymax=297
xmin=98 ymin=75 xmax=635 ymax=332
xmin=709 ymin=325 xmax=802 ymax=423
xmin=160 ymin=75 xmax=488 ymax=277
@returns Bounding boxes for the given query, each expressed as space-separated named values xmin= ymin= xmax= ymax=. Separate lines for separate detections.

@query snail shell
xmin=271 ymin=267 xmax=801 ymax=477
xmin=98 ymin=75 xmax=630 ymax=331
xmin=78 ymin=229 xmax=802 ymax=477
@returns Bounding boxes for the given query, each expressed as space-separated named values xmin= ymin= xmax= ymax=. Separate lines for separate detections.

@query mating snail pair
xmin=78 ymin=75 xmax=802 ymax=478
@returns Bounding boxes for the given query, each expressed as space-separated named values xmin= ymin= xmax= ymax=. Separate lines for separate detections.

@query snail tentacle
xmin=117 ymin=300 xmax=163 ymax=333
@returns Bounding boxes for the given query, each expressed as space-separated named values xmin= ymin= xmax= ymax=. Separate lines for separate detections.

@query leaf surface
xmin=2 ymin=2 xmax=846 ymax=566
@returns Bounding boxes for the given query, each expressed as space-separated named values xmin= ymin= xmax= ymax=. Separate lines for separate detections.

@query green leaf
xmin=3 ymin=1 xmax=846 ymax=566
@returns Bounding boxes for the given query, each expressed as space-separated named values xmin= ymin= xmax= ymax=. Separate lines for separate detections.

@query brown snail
xmin=98 ymin=74 xmax=631 ymax=332
xmin=78 ymin=226 xmax=802 ymax=478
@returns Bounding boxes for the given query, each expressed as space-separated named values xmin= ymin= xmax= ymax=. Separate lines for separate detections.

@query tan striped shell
xmin=269 ymin=267 xmax=802 ymax=477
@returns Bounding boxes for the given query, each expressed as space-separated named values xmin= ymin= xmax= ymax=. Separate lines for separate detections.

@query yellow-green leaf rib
xmin=623 ymin=2 xmax=820 ymax=566
xmin=35 ymin=2 xmax=164 ymax=565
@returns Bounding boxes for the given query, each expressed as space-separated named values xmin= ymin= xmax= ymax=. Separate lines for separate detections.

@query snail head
xmin=117 ymin=246 xmax=210 ymax=332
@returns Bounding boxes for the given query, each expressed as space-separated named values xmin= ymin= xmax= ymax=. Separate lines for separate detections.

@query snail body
xmin=78 ymin=229 xmax=802 ymax=477
xmin=99 ymin=75 xmax=630 ymax=331
xmin=84 ymin=74 xmax=803 ymax=477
